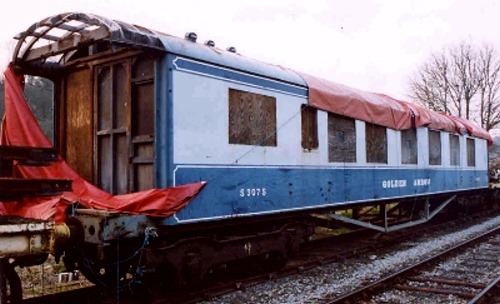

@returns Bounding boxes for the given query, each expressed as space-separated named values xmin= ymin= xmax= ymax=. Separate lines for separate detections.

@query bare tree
xmin=408 ymin=41 xmax=500 ymax=130
xmin=409 ymin=53 xmax=452 ymax=114
xmin=477 ymin=44 xmax=500 ymax=130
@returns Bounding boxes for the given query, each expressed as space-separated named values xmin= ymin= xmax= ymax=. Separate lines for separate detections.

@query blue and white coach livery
xmin=160 ymin=27 xmax=490 ymax=226
xmin=11 ymin=12 xmax=493 ymax=288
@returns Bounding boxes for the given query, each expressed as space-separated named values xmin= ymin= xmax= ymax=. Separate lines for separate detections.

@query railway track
xmin=327 ymin=225 xmax=500 ymax=304
xmin=18 ymin=212 xmax=498 ymax=304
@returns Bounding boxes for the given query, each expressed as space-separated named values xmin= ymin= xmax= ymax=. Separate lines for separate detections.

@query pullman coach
xmin=4 ymin=12 xmax=492 ymax=288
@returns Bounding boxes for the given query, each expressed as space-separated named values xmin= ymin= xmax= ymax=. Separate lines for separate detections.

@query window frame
xmin=365 ymin=122 xmax=387 ymax=164
xmin=327 ymin=113 xmax=356 ymax=163
xmin=466 ymin=137 xmax=475 ymax=167
xmin=401 ymin=128 xmax=418 ymax=165
xmin=428 ymin=130 xmax=442 ymax=166
xmin=300 ymin=104 xmax=319 ymax=151
xmin=449 ymin=134 xmax=460 ymax=166
xmin=228 ymin=88 xmax=277 ymax=147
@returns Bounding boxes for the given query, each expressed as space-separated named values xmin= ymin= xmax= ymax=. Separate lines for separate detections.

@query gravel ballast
xmin=201 ymin=214 xmax=500 ymax=304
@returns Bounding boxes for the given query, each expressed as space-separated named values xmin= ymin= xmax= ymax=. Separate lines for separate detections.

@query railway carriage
xmin=7 ymin=12 xmax=491 ymax=289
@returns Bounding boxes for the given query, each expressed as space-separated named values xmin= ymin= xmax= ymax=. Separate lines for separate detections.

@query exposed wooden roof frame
xmin=12 ymin=12 xmax=165 ymax=69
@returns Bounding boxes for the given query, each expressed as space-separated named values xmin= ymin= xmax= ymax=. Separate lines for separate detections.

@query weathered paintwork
xmin=0 ymin=218 xmax=54 ymax=257
xmin=71 ymin=209 xmax=155 ymax=244
xmin=9 ymin=12 xmax=491 ymax=231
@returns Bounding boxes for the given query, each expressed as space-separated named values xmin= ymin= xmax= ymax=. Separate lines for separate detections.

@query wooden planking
xmin=328 ymin=113 xmax=356 ymax=163
xmin=23 ymin=27 xmax=110 ymax=62
xmin=98 ymin=135 xmax=111 ymax=191
xmin=366 ymin=122 xmax=387 ymax=164
xmin=95 ymin=60 xmax=131 ymax=194
xmin=467 ymin=138 xmax=475 ymax=166
xmin=113 ymin=64 xmax=128 ymax=129
xmin=131 ymin=56 xmax=155 ymax=192
xmin=401 ymin=128 xmax=417 ymax=164
xmin=301 ymin=105 xmax=319 ymax=150
xmin=97 ymin=67 xmax=112 ymax=130
xmin=114 ymin=134 xmax=128 ymax=194
xmin=228 ymin=88 xmax=276 ymax=146
xmin=134 ymin=141 xmax=154 ymax=191
xmin=429 ymin=130 xmax=442 ymax=165
xmin=64 ymin=68 xmax=93 ymax=182
xmin=132 ymin=83 xmax=155 ymax=136
xmin=135 ymin=163 xmax=154 ymax=191
xmin=449 ymin=134 xmax=460 ymax=166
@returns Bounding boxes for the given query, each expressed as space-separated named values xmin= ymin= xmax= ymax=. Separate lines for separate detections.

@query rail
xmin=327 ymin=225 xmax=499 ymax=303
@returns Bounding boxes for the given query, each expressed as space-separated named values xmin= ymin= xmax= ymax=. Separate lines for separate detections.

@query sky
xmin=0 ymin=0 xmax=499 ymax=100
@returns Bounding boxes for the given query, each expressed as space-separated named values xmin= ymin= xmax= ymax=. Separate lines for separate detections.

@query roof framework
xmin=12 ymin=12 xmax=164 ymax=68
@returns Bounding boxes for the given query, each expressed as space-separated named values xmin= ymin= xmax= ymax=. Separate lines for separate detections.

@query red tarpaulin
xmin=0 ymin=65 xmax=205 ymax=223
xmin=298 ymin=72 xmax=413 ymax=130
xmin=298 ymin=72 xmax=493 ymax=145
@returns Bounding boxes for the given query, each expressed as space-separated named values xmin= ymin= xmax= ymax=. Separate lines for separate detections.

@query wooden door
xmin=94 ymin=55 xmax=155 ymax=194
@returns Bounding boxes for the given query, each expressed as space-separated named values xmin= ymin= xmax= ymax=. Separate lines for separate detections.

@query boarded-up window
xmin=428 ymin=130 xmax=441 ymax=165
xmin=449 ymin=134 xmax=460 ymax=166
xmin=301 ymin=105 xmax=318 ymax=150
xmin=328 ymin=113 xmax=356 ymax=162
xmin=228 ymin=89 xmax=276 ymax=146
xmin=401 ymin=128 xmax=417 ymax=164
xmin=467 ymin=138 xmax=475 ymax=167
xmin=63 ymin=69 xmax=93 ymax=182
xmin=366 ymin=122 xmax=387 ymax=164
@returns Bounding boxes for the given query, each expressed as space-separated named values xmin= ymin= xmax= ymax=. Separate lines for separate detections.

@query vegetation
xmin=408 ymin=42 xmax=500 ymax=131
xmin=0 ymin=76 xmax=54 ymax=142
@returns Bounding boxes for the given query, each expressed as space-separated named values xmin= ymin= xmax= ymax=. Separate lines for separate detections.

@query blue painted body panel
xmin=154 ymin=56 xmax=168 ymax=187
xmin=165 ymin=166 xmax=488 ymax=224
xmin=172 ymin=57 xmax=307 ymax=96
xmin=155 ymin=47 xmax=489 ymax=227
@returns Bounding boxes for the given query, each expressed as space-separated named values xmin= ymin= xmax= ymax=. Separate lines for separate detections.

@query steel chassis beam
xmin=328 ymin=196 xmax=455 ymax=232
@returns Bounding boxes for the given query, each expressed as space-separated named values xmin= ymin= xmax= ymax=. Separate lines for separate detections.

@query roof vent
xmin=185 ymin=32 xmax=198 ymax=42
xmin=226 ymin=46 xmax=237 ymax=53
xmin=205 ymin=40 xmax=215 ymax=47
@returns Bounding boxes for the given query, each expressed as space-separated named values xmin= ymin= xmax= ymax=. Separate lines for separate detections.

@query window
xmin=301 ymin=105 xmax=318 ymax=150
xmin=401 ymin=128 xmax=417 ymax=164
xmin=449 ymin=134 xmax=460 ymax=166
xmin=467 ymin=138 xmax=475 ymax=166
xmin=228 ymin=88 xmax=276 ymax=146
xmin=366 ymin=122 xmax=387 ymax=164
xmin=428 ymin=130 xmax=441 ymax=165
xmin=328 ymin=113 xmax=356 ymax=162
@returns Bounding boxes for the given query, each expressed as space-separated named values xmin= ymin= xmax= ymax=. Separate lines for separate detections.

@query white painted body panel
xmin=170 ymin=61 xmax=489 ymax=172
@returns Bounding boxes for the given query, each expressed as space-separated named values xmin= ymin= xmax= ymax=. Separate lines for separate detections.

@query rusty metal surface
xmin=0 ymin=146 xmax=59 ymax=165
xmin=0 ymin=218 xmax=54 ymax=257
xmin=409 ymin=276 xmax=486 ymax=289
xmin=328 ymin=225 xmax=500 ymax=303
xmin=0 ymin=145 xmax=72 ymax=200
xmin=0 ymin=178 xmax=71 ymax=201
xmin=0 ymin=146 xmax=60 ymax=177
xmin=395 ymin=284 xmax=476 ymax=299
xmin=0 ymin=145 xmax=70 ymax=258
xmin=72 ymin=209 xmax=155 ymax=244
